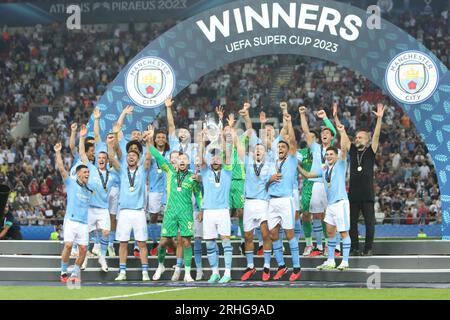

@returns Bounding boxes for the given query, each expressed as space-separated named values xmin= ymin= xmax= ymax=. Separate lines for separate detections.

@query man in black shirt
xmin=0 ymin=204 xmax=23 ymax=240
xmin=334 ymin=103 xmax=385 ymax=256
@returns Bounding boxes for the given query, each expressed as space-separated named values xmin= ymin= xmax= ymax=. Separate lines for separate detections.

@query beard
xmin=356 ymin=143 xmax=366 ymax=150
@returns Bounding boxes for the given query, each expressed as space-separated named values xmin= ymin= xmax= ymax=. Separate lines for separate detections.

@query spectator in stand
xmin=417 ymin=200 xmax=430 ymax=225
xmin=0 ymin=204 xmax=22 ymax=240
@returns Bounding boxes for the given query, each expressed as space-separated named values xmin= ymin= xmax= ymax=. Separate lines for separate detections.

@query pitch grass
xmin=1 ymin=286 xmax=450 ymax=300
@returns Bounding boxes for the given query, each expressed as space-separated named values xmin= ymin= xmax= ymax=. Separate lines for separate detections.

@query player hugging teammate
xmin=55 ymin=97 xmax=384 ymax=283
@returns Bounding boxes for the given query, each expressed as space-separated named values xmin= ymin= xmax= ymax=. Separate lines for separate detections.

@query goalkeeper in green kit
xmin=298 ymin=136 xmax=315 ymax=256
xmin=148 ymin=129 xmax=202 ymax=282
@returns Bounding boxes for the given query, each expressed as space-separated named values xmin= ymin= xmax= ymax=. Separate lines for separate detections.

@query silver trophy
xmin=203 ymin=113 xmax=222 ymax=154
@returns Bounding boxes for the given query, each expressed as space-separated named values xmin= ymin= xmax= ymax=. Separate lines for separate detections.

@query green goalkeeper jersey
xmin=298 ymin=148 xmax=313 ymax=183
xmin=150 ymin=146 xmax=202 ymax=215
xmin=231 ymin=134 xmax=248 ymax=180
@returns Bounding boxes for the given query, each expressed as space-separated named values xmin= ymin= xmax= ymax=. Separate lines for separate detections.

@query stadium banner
xmin=88 ymin=0 xmax=450 ymax=238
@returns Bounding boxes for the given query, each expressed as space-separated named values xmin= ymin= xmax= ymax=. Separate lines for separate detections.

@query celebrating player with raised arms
xmin=67 ymin=123 xmax=96 ymax=258
xmin=107 ymin=129 xmax=152 ymax=282
xmin=165 ymin=97 xmax=197 ymax=170
xmin=240 ymin=142 xmax=274 ymax=281
xmin=150 ymin=125 xmax=202 ymax=283
xmin=299 ymin=124 xmax=351 ymax=271
xmin=147 ymin=129 xmax=170 ymax=256
xmin=54 ymin=142 xmax=92 ymax=283
xmin=78 ymin=124 xmax=119 ymax=272
xmin=113 ymin=105 xmax=149 ymax=257
xmin=299 ymin=106 xmax=338 ymax=257
xmin=198 ymin=116 xmax=242 ymax=284
xmin=266 ymin=112 xmax=301 ymax=282
xmin=217 ymin=104 xmax=253 ymax=254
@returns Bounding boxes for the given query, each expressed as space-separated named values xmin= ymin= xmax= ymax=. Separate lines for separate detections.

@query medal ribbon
xmin=127 ymin=166 xmax=138 ymax=189
xmin=177 ymin=170 xmax=189 ymax=189
xmin=253 ymin=162 xmax=264 ymax=177
xmin=98 ymin=168 xmax=109 ymax=191
xmin=212 ymin=167 xmax=221 ymax=184
xmin=276 ymin=158 xmax=286 ymax=174
xmin=357 ymin=147 xmax=367 ymax=169
xmin=320 ymin=145 xmax=326 ymax=164
xmin=325 ymin=164 xmax=335 ymax=184
xmin=76 ymin=179 xmax=93 ymax=194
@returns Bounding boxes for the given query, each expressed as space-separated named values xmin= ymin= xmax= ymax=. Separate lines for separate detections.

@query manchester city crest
xmin=385 ymin=51 xmax=439 ymax=104
xmin=125 ymin=57 xmax=175 ymax=108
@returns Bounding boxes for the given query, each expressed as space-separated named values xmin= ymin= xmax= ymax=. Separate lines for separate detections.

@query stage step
xmin=0 ymin=267 xmax=449 ymax=283
xmin=1 ymin=240 xmax=450 ymax=256
xmin=0 ymin=255 xmax=449 ymax=269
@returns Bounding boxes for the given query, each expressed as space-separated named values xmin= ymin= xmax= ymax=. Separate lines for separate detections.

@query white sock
xmin=212 ymin=267 xmax=219 ymax=275
xmin=224 ymin=269 xmax=231 ymax=277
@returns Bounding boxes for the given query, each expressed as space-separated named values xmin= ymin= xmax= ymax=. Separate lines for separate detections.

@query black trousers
xmin=350 ymin=201 xmax=375 ymax=251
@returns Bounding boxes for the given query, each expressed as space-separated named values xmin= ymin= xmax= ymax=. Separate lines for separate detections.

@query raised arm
xmin=279 ymin=102 xmax=288 ymax=137
xmin=111 ymin=122 xmax=122 ymax=161
xmin=196 ymin=128 xmax=207 ymax=169
xmin=116 ymin=105 xmax=134 ymax=141
xmin=336 ymin=124 xmax=349 ymax=160
xmin=284 ymin=113 xmax=297 ymax=155
xmin=106 ymin=135 xmax=121 ymax=171
xmin=165 ymin=96 xmax=176 ymax=136
xmin=54 ymin=143 xmax=68 ymax=180
xmin=371 ymin=103 xmax=385 ymax=153
xmin=93 ymin=108 xmax=101 ymax=143
xmin=143 ymin=125 xmax=154 ymax=170
xmin=78 ymin=124 xmax=89 ymax=165
xmin=238 ymin=102 xmax=253 ymax=134
xmin=149 ymin=145 xmax=174 ymax=173
xmin=332 ymin=102 xmax=343 ymax=127
xmin=224 ymin=114 xmax=236 ymax=166
xmin=231 ymin=128 xmax=245 ymax=162
xmin=317 ymin=109 xmax=337 ymax=145
xmin=299 ymin=106 xmax=314 ymax=146
xmin=215 ymin=105 xmax=224 ymax=130
xmin=259 ymin=111 xmax=267 ymax=130
xmin=69 ymin=123 xmax=78 ymax=156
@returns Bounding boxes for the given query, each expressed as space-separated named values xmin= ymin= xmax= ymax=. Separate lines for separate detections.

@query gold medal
xmin=357 ymin=166 xmax=362 ymax=172
xmin=215 ymin=182 xmax=220 ymax=188
xmin=327 ymin=182 xmax=331 ymax=188
xmin=92 ymin=190 xmax=96 ymax=195
xmin=177 ymin=187 xmax=182 ymax=192
xmin=157 ymin=169 xmax=162 ymax=174
xmin=129 ymin=186 xmax=135 ymax=192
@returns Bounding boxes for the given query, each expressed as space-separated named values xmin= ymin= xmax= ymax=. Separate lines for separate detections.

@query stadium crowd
xmin=0 ymin=10 xmax=446 ymax=229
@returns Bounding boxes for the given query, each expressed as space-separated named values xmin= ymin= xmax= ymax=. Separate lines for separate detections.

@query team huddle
xmin=56 ymin=97 xmax=385 ymax=283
